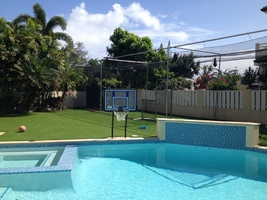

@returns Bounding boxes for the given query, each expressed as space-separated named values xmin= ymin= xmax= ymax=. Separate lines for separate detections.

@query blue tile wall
xmin=166 ymin=122 xmax=246 ymax=149
xmin=0 ymin=139 xmax=161 ymax=149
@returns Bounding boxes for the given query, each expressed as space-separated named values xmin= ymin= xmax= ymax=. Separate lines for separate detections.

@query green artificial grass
xmin=0 ymin=109 xmax=164 ymax=141
xmin=0 ymin=109 xmax=266 ymax=146
xmin=259 ymin=125 xmax=267 ymax=146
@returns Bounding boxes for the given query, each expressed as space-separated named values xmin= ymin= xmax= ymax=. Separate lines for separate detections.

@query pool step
xmin=41 ymin=152 xmax=58 ymax=166
xmin=0 ymin=187 xmax=10 ymax=199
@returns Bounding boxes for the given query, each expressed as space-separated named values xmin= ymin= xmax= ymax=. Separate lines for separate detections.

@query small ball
xmin=19 ymin=126 xmax=26 ymax=132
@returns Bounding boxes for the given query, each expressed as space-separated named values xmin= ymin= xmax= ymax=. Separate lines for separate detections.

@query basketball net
xmin=114 ymin=110 xmax=129 ymax=121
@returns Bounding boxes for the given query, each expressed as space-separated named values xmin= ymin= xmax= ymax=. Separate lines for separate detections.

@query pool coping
xmin=0 ymin=137 xmax=266 ymax=151
xmin=0 ymin=137 xmax=153 ymax=144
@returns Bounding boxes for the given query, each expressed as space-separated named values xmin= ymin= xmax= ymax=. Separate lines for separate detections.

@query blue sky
xmin=0 ymin=0 xmax=267 ymax=72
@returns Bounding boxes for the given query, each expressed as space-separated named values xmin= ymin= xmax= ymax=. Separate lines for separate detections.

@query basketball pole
xmin=111 ymin=111 xmax=114 ymax=138
xmin=124 ymin=114 xmax=128 ymax=138
xmin=111 ymin=109 xmax=128 ymax=138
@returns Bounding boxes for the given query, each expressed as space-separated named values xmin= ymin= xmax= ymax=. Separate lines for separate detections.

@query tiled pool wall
xmin=166 ymin=123 xmax=246 ymax=149
xmin=156 ymin=118 xmax=267 ymax=155
xmin=0 ymin=139 xmax=161 ymax=150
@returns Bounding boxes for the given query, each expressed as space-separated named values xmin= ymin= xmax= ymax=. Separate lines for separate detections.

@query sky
xmin=0 ymin=0 xmax=267 ymax=73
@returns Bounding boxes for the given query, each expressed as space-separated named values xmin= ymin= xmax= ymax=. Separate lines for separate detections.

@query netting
xmin=175 ymin=35 xmax=267 ymax=64
xmin=83 ymin=30 xmax=267 ymax=80
xmin=114 ymin=110 xmax=129 ymax=121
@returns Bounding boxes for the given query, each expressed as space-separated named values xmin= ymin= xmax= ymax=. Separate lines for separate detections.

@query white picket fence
xmin=204 ymin=90 xmax=243 ymax=109
xmin=251 ymin=90 xmax=267 ymax=111
xmin=142 ymin=90 xmax=165 ymax=105
xmin=141 ymin=90 xmax=267 ymax=111
xmin=172 ymin=90 xmax=197 ymax=106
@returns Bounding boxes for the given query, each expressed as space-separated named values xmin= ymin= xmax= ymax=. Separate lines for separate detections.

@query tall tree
xmin=241 ymin=66 xmax=259 ymax=88
xmin=0 ymin=18 xmax=40 ymax=98
xmin=68 ymin=42 xmax=89 ymax=66
xmin=143 ymin=43 xmax=170 ymax=89
xmin=13 ymin=3 xmax=73 ymax=47
xmin=60 ymin=44 xmax=89 ymax=93
xmin=106 ymin=27 xmax=167 ymax=89
xmin=170 ymin=52 xmax=200 ymax=78
xmin=107 ymin=27 xmax=152 ymax=61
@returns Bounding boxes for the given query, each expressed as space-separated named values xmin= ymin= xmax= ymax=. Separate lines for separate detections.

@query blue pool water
xmin=2 ymin=143 xmax=267 ymax=200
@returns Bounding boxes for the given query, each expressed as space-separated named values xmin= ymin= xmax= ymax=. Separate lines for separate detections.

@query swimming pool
xmin=1 ymin=142 xmax=267 ymax=200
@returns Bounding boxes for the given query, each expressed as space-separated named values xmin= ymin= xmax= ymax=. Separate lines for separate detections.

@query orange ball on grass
xmin=19 ymin=126 xmax=26 ymax=132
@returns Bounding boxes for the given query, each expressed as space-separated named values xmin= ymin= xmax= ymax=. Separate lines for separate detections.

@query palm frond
xmin=33 ymin=3 xmax=46 ymax=30
xmin=54 ymin=32 xmax=74 ymax=48
xmin=13 ymin=14 xmax=32 ymax=26
xmin=45 ymin=16 xmax=67 ymax=34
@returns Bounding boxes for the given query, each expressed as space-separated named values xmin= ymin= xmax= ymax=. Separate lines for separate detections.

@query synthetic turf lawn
xmin=0 ymin=109 xmax=163 ymax=141
xmin=0 ymin=109 xmax=266 ymax=146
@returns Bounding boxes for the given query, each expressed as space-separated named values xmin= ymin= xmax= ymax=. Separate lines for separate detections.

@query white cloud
xmin=159 ymin=14 xmax=167 ymax=19
xmin=134 ymin=29 xmax=189 ymax=48
xmin=65 ymin=2 xmax=126 ymax=59
xmin=186 ymin=27 xmax=217 ymax=37
xmin=64 ymin=2 xmax=216 ymax=59
xmin=122 ymin=2 xmax=161 ymax=30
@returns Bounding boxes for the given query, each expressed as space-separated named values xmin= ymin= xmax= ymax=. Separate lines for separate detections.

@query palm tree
xmin=13 ymin=3 xmax=73 ymax=47
xmin=13 ymin=56 xmax=60 ymax=111
xmin=56 ymin=62 xmax=81 ymax=108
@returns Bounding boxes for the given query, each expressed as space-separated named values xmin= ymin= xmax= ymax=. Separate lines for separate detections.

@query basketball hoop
xmin=105 ymin=89 xmax=136 ymax=138
xmin=113 ymin=107 xmax=129 ymax=121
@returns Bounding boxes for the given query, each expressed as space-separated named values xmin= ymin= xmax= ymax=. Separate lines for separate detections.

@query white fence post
xmin=251 ymin=90 xmax=267 ymax=111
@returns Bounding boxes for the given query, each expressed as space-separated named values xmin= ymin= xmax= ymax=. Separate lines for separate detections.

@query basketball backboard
xmin=104 ymin=89 xmax=136 ymax=111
